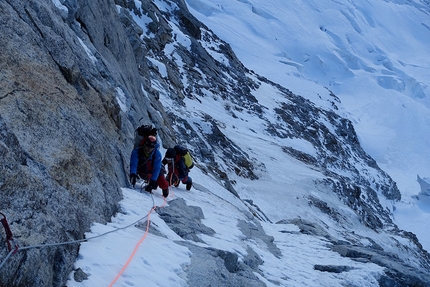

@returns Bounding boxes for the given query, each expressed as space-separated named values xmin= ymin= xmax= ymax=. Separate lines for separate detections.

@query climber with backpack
xmin=129 ymin=130 xmax=169 ymax=198
xmin=162 ymin=145 xmax=193 ymax=190
xmin=133 ymin=124 xmax=158 ymax=148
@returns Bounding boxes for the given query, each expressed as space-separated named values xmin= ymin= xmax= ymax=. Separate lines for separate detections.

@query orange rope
xmin=168 ymin=181 xmax=175 ymax=198
xmin=108 ymin=194 xmax=168 ymax=287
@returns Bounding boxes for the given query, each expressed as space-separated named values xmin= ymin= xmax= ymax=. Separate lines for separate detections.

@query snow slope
xmin=184 ymin=0 xmax=430 ymax=250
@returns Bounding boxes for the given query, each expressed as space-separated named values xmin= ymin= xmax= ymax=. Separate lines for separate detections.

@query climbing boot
xmin=162 ymin=188 xmax=169 ymax=198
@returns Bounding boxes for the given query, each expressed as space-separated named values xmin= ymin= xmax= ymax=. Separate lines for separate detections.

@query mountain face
xmin=0 ymin=0 xmax=429 ymax=286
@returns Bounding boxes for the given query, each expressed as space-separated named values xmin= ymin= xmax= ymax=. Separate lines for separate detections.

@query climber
xmin=162 ymin=147 xmax=193 ymax=190
xmin=129 ymin=135 xmax=169 ymax=198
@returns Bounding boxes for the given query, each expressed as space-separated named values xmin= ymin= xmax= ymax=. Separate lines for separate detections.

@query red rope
xmin=108 ymin=193 xmax=169 ymax=287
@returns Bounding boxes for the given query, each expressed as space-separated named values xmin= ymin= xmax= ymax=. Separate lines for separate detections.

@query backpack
xmin=134 ymin=124 xmax=157 ymax=148
xmin=174 ymin=145 xmax=194 ymax=169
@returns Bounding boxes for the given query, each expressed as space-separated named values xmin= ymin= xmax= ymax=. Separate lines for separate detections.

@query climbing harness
xmin=166 ymin=158 xmax=179 ymax=187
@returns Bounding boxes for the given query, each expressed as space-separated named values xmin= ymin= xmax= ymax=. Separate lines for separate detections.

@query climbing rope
xmin=108 ymin=191 xmax=169 ymax=287
xmin=107 ymin=207 xmax=154 ymax=286
xmin=0 ymin=188 xmax=165 ymax=271
xmin=0 ymin=210 xmax=151 ymax=270
xmin=0 ymin=249 xmax=14 ymax=270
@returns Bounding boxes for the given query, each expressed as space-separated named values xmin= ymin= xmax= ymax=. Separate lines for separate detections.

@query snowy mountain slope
xmin=66 ymin=180 xmax=392 ymax=287
xmin=68 ymin=145 xmax=430 ymax=286
xmin=65 ymin=0 xmax=430 ymax=286
xmin=183 ymin=0 xmax=430 ymax=249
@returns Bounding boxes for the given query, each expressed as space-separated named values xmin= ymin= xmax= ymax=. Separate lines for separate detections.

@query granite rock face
xmin=0 ymin=0 xmax=166 ymax=285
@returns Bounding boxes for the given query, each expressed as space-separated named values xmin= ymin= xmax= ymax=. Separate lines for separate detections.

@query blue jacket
xmin=130 ymin=142 xmax=163 ymax=181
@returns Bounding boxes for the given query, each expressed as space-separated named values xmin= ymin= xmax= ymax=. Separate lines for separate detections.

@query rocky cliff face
xmin=0 ymin=0 xmax=429 ymax=286
xmin=0 ymin=0 xmax=163 ymax=285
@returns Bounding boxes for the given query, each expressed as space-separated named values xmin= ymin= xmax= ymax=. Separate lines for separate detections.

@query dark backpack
xmin=174 ymin=145 xmax=194 ymax=169
xmin=134 ymin=124 xmax=157 ymax=148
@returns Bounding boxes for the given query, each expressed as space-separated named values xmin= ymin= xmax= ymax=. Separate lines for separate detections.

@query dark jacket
xmin=163 ymin=154 xmax=188 ymax=180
